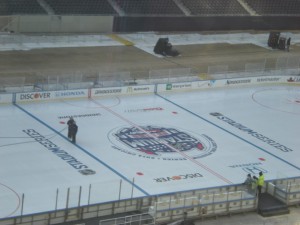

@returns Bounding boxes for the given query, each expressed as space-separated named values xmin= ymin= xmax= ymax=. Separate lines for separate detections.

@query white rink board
xmin=0 ymin=93 xmax=12 ymax=104
xmin=155 ymin=76 xmax=287 ymax=93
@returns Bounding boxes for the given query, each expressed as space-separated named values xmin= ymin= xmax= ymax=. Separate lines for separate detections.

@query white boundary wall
xmin=1 ymin=76 xmax=300 ymax=104
xmin=0 ymin=93 xmax=12 ymax=104
xmin=91 ymin=85 xmax=155 ymax=98
xmin=14 ymin=89 xmax=89 ymax=103
xmin=5 ymin=15 xmax=114 ymax=33
xmin=156 ymin=76 xmax=289 ymax=93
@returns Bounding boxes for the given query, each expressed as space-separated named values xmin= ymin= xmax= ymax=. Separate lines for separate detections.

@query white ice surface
xmin=1 ymin=84 xmax=300 ymax=218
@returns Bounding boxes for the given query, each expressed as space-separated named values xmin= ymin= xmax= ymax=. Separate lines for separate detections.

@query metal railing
xmin=99 ymin=213 xmax=154 ymax=225
xmin=0 ymin=57 xmax=299 ymax=93
xmin=267 ymin=178 xmax=300 ymax=206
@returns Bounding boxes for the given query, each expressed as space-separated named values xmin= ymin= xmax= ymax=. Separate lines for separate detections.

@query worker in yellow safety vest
xmin=257 ymin=172 xmax=265 ymax=196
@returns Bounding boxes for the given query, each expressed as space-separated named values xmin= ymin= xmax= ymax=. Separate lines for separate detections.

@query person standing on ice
xmin=67 ymin=116 xmax=75 ymax=139
xmin=69 ymin=121 xmax=78 ymax=143
xmin=286 ymin=37 xmax=291 ymax=52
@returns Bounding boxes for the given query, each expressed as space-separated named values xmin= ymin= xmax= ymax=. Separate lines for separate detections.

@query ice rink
xmin=1 ymin=84 xmax=300 ymax=218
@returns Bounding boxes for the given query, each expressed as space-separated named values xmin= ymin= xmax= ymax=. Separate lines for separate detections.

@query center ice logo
xmin=109 ymin=125 xmax=217 ymax=160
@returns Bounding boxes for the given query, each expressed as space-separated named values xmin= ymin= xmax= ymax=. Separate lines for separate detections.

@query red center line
xmin=90 ymin=98 xmax=233 ymax=184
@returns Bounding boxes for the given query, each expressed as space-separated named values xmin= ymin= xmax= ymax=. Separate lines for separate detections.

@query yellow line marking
xmin=199 ymin=73 xmax=212 ymax=80
xmin=107 ymin=34 xmax=134 ymax=46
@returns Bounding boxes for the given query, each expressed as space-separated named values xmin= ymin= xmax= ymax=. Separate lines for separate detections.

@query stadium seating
xmin=115 ymin=0 xmax=184 ymax=15
xmin=244 ymin=0 xmax=300 ymax=15
xmin=181 ymin=0 xmax=249 ymax=15
xmin=45 ymin=0 xmax=117 ymax=15
xmin=0 ymin=0 xmax=299 ymax=17
xmin=0 ymin=0 xmax=46 ymax=15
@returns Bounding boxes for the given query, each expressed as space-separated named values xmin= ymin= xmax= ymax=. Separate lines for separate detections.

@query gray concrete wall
xmin=4 ymin=15 xmax=300 ymax=33
xmin=113 ymin=16 xmax=300 ymax=32
xmin=7 ymin=15 xmax=113 ymax=33
xmin=0 ymin=16 xmax=14 ymax=31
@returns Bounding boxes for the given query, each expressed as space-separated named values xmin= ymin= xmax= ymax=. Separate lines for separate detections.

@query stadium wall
xmin=113 ymin=16 xmax=300 ymax=32
xmin=6 ymin=15 xmax=114 ymax=33
xmin=3 ymin=15 xmax=300 ymax=33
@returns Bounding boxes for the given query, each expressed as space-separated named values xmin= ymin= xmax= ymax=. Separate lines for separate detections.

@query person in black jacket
xmin=286 ymin=37 xmax=291 ymax=52
xmin=67 ymin=116 xmax=75 ymax=139
xmin=69 ymin=121 xmax=78 ymax=143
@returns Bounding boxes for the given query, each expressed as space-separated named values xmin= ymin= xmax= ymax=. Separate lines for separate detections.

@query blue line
xmin=14 ymin=103 xmax=150 ymax=196
xmin=156 ymin=93 xmax=300 ymax=171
